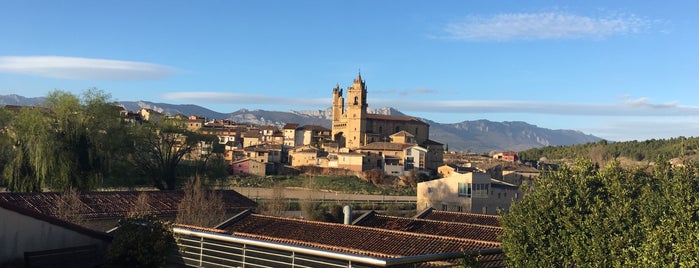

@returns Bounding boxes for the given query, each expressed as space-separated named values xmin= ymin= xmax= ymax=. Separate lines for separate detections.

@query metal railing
xmin=169 ymin=227 xmax=505 ymax=268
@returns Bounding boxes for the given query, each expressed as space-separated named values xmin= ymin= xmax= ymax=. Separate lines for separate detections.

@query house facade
xmin=417 ymin=167 xmax=521 ymax=215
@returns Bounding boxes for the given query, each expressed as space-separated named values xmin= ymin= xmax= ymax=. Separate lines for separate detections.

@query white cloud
xmin=0 ymin=56 xmax=176 ymax=80
xmin=442 ymin=12 xmax=650 ymax=41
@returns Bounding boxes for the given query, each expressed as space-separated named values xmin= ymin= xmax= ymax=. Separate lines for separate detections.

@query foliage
xmin=131 ymin=118 xmax=204 ymax=190
xmin=106 ymin=215 xmax=175 ymax=268
xmin=2 ymin=89 xmax=133 ymax=191
xmin=500 ymin=158 xmax=699 ymax=267
xmin=175 ymin=178 xmax=226 ymax=227
xmin=55 ymin=187 xmax=86 ymax=225
xmin=519 ymin=137 xmax=699 ymax=164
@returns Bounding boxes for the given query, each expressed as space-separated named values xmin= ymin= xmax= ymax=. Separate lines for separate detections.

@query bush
xmin=106 ymin=215 xmax=175 ymax=267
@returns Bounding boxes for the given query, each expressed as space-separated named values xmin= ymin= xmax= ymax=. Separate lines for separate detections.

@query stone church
xmin=331 ymin=73 xmax=444 ymax=171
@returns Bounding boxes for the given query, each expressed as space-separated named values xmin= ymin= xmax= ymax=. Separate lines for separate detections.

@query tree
xmin=2 ymin=89 xmax=131 ymax=192
xmin=106 ymin=215 xmax=175 ymax=267
xmin=131 ymin=119 xmax=201 ymax=190
xmin=500 ymin=158 xmax=699 ymax=267
xmin=3 ymin=107 xmax=55 ymax=192
xmin=175 ymin=178 xmax=226 ymax=227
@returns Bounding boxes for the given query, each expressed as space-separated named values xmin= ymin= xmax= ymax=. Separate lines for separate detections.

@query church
xmin=331 ymin=73 xmax=444 ymax=172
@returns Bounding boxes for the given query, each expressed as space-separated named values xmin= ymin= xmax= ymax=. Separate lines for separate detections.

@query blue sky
xmin=1 ymin=1 xmax=698 ymax=142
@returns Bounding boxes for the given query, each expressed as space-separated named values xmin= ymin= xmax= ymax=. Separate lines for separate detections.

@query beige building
xmin=417 ymin=166 xmax=521 ymax=215
xmin=288 ymin=145 xmax=323 ymax=167
xmin=330 ymin=73 xmax=443 ymax=172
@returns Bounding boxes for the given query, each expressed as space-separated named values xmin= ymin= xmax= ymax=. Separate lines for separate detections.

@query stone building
xmin=331 ymin=73 xmax=443 ymax=171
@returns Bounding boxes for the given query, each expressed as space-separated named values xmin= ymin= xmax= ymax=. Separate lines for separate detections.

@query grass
xmin=231 ymin=175 xmax=416 ymax=196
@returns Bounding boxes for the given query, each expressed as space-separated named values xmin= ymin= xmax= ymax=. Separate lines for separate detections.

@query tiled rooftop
xmin=353 ymin=212 xmax=502 ymax=242
xmin=0 ymin=190 xmax=257 ymax=220
xmin=217 ymin=213 xmax=500 ymax=258
xmin=416 ymin=208 xmax=501 ymax=227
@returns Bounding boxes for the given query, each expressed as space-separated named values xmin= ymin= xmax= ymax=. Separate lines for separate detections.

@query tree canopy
xmin=500 ymin=158 xmax=699 ymax=267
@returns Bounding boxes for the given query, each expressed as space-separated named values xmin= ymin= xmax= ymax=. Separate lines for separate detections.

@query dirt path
xmin=231 ymin=187 xmax=416 ymax=203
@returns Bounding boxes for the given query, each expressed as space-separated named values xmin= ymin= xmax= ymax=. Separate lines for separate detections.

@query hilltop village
xmin=0 ymin=74 xmax=531 ymax=267
xmin=125 ymin=73 xmax=447 ymax=179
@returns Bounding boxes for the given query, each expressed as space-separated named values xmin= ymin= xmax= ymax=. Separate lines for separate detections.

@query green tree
xmin=500 ymin=158 xmax=699 ymax=267
xmin=106 ymin=215 xmax=175 ymax=267
xmin=131 ymin=119 xmax=202 ymax=190
xmin=3 ymin=107 xmax=55 ymax=192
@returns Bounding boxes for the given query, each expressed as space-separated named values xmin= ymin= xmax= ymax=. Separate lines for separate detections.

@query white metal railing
xmin=170 ymin=227 xmax=504 ymax=268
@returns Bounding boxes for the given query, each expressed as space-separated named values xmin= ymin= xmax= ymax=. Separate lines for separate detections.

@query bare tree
xmin=127 ymin=191 xmax=152 ymax=218
xmin=261 ymin=182 xmax=288 ymax=216
xmin=175 ymin=178 xmax=226 ymax=227
xmin=55 ymin=187 xmax=85 ymax=225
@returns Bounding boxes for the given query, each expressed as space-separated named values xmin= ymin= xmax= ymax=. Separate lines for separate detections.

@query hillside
xmin=1 ymin=95 xmax=602 ymax=152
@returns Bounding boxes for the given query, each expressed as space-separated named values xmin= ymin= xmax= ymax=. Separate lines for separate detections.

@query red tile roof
xmin=217 ymin=213 xmax=499 ymax=258
xmin=353 ymin=212 xmax=502 ymax=243
xmin=416 ymin=208 xmax=501 ymax=227
xmin=359 ymin=142 xmax=415 ymax=151
xmin=0 ymin=190 xmax=257 ymax=221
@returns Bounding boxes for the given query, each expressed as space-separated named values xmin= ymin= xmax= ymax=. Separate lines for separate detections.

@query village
xmin=0 ymin=74 xmax=537 ymax=267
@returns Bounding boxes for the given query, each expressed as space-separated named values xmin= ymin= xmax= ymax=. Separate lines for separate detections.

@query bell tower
xmin=345 ymin=72 xmax=368 ymax=148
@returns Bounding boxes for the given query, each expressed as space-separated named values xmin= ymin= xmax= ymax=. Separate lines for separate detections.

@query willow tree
xmin=41 ymin=89 xmax=130 ymax=190
xmin=3 ymin=107 xmax=56 ymax=192
xmin=2 ymin=89 xmax=130 ymax=192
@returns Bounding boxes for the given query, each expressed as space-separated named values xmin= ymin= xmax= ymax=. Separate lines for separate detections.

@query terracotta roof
xmin=359 ymin=142 xmax=414 ymax=151
xmin=0 ymin=197 xmax=112 ymax=241
xmin=390 ymin=130 xmax=414 ymax=138
xmin=282 ymin=123 xmax=299 ymax=130
xmin=353 ymin=211 xmax=502 ymax=243
xmin=366 ymin=114 xmax=428 ymax=125
xmin=0 ymin=190 xmax=257 ymax=221
xmin=416 ymin=208 xmax=501 ymax=227
xmin=217 ymin=213 xmax=499 ymax=258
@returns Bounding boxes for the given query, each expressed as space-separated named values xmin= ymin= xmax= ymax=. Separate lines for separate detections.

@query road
xmin=230 ymin=187 xmax=416 ymax=203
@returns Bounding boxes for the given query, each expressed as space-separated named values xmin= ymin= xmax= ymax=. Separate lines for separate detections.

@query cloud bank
xmin=442 ymin=12 xmax=650 ymax=41
xmin=0 ymin=56 xmax=176 ymax=80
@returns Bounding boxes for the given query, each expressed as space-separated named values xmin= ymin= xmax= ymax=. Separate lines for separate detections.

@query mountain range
xmin=0 ymin=94 xmax=602 ymax=152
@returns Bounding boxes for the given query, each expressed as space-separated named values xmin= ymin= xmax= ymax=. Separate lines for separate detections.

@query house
xmin=353 ymin=210 xmax=503 ymax=243
xmin=0 ymin=190 xmax=258 ymax=232
xmin=282 ymin=123 xmax=299 ymax=147
xmin=230 ymin=158 xmax=267 ymax=177
xmin=326 ymin=151 xmax=364 ymax=172
xmin=138 ymin=108 xmax=163 ymax=122
xmin=357 ymin=142 xmax=428 ymax=175
xmin=170 ymin=210 xmax=505 ymax=267
xmin=0 ymin=200 xmax=112 ymax=265
xmin=417 ymin=166 xmax=521 ymax=215
xmin=493 ymin=151 xmax=518 ymax=162
xmin=288 ymin=145 xmax=323 ymax=167
xmin=415 ymin=207 xmax=502 ymax=227
xmin=295 ymin=125 xmax=331 ymax=147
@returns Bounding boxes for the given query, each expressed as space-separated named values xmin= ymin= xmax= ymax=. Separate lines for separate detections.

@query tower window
xmin=354 ymin=96 xmax=358 ymax=105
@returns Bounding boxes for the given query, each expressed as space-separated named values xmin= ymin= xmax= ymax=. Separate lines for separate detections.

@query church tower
xmin=344 ymin=72 xmax=368 ymax=149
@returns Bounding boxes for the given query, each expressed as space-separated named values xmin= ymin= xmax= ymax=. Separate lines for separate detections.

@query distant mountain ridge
xmin=0 ymin=94 xmax=601 ymax=152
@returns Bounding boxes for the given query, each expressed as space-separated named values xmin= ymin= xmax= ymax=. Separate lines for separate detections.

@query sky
xmin=1 ymin=0 xmax=698 ymax=142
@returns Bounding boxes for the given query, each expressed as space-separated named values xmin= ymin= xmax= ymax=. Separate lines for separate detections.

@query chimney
xmin=343 ymin=205 xmax=352 ymax=224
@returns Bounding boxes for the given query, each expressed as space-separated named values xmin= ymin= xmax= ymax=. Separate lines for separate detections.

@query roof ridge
xmin=248 ymin=214 xmax=500 ymax=247
xmin=376 ymin=214 xmax=503 ymax=230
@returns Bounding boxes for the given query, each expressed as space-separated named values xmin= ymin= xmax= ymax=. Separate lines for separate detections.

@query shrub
xmin=106 ymin=215 xmax=175 ymax=267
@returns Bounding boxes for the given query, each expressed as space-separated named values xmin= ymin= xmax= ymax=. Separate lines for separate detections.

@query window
xmin=427 ymin=187 xmax=434 ymax=193
xmin=458 ymin=182 xmax=471 ymax=197
xmin=441 ymin=204 xmax=448 ymax=211
xmin=472 ymin=183 xmax=489 ymax=198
